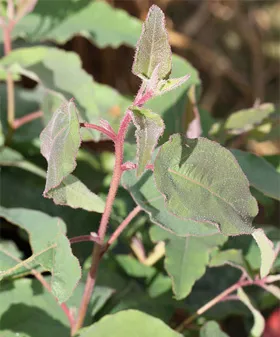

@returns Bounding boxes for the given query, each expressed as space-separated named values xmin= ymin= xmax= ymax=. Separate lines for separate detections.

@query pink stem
xmin=80 ymin=122 xmax=117 ymax=142
xmin=69 ymin=235 xmax=100 ymax=245
xmin=73 ymin=112 xmax=132 ymax=334
xmin=107 ymin=206 xmax=142 ymax=247
xmin=13 ymin=110 xmax=43 ymax=129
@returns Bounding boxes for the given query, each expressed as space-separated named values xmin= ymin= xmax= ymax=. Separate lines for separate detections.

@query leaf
xmin=122 ymin=170 xmax=221 ymax=237
xmin=231 ymin=149 xmax=280 ymax=201
xmin=150 ymin=226 xmax=227 ymax=300
xmin=40 ymin=100 xmax=105 ymax=213
xmin=209 ymin=249 xmax=250 ymax=275
xmin=6 ymin=1 xmax=141 ymax=48
xmin=252 ymin=229 xmax=275 ymax=278
xmin=132 ymin=5 xmax=171 ymax=80
xmin=115 ymin=255 xmax=156 ymax=280
xmin=225 ymin=103 xmax=275 ymax=135
xmin=200 ymin=321 xmax=230 ymax=337
xmin=154 ymin=134 xmax=258 ymax=235
xmin=0 ymin=147 xmax=46 ymax=178
xmin=78 ymin=310 xmax=183 ymax=337
xmin=261 ymin=284 xmax=280 ymax=300
xmin=0 ymin=278 xmax=70 ymax=337
xmin=145 ymin=55 xmax=200 ymax=142
xmin=0 ymin=207 xmax=81 ymax=303
xmin=156 ymin=75 xmax=190 ymax=95
xmin=0 ymin=242 xmax=42 ymax=280
xmin=131 ymin=107 xmax=164 ymax=176
xmin=237 ymin=288 xmax=265 ymax=337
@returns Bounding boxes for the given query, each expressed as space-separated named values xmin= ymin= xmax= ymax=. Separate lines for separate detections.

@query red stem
xmin=80 ymin=122 xmax=117 ymax=142
xmin=72 ymin=112 xmax=132 ymax=334
xmin=69 ymin=235 xmax=99 ymax=245
xmin=13 ymin=110 xmax=43 ymax=129
xmin=107 ymin=206 xmax=142 ymax=247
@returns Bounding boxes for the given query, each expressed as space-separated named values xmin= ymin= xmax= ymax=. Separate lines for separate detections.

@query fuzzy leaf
xmin=132 ymin=5 xmax=171 ymax=80
xmin=200 ymin=321 xmax=230 ymax=337
xmin=122 ymin=170 xmax=221 ymax=236
xmin=154 ymin=134 xmax=258 ymax=235
xmin=237 ymin=288 xmax=265 ymax=337
xmin=78 ymin=310 xmax=183 ymax=337
xmin=150 ymin=226 xmax=227 ymax=300
xmin=252 ymin=229 xmax=275 ymax=278
xmin=40 ymin=100 xmax=104 ymax=212
xmin=131 ymin=107 xmax=164 ymax=176
xmin=0 ymin=207 xmax=81 ymax=303
xmin=156 ymin=75 xmax=190 ymax=95
xmin=231 ymin=149 xmax=280 ymax=201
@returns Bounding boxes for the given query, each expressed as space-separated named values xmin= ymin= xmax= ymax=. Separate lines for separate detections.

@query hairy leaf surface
xmin=154 ymin=134 xmax=258 ymax=235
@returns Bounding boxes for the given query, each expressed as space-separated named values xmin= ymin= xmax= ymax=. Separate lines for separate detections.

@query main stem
xmin=73 ymin=112 xmax=132 ymax=334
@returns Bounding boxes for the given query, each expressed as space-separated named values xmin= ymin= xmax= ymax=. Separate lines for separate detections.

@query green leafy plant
xmin=0 ymin=2 xmax=279 ymax=337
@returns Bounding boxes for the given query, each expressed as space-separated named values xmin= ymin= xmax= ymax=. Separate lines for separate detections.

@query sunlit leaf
xmin=154 ymin=134 xmax=258 ymax=235
xmin=0 ymin=207 xmax=81 ymax=303
xmin=122 ymin=170 xmax=221 ymax=236
xmin=252 ymin=229 xmax=275 ymax=278
xmin=78 ymin=310 xmax=183 ymax=337
xmin=131 ymin=107 xmax=164 ymax=176
xmin=150 ymin=226 xmax=227 ymax=299
xmin=237 ymin=288 xmax=265 ymax=337
xmin=132 ymin=5 xmax=171 ymax=80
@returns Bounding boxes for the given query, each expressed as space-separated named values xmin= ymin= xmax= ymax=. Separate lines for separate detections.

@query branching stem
xmin=73 ymin=112 xmax=132 ymax=334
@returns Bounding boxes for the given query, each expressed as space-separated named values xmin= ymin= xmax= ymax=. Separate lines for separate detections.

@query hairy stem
xmin=73 ymin=112 xmax=132 ymax=334
xmin=107 ymin=205 xmax=142 ymax=247
xmin=80 ymin=122 xmax=117 ymax=142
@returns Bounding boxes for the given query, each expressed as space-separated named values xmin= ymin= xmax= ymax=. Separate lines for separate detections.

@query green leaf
xmin=0 ymin=207 xmax=81 ymax=303
xmin=146 ymin=56 xmax=200 ymax=142
xmin=156 ymin=75 xmax=190 ymax=95
xmin=132 ymin=5 xmax=171 ymax=80
xmin=131 ymin=107 xmax=164 ymax=176
xmin=200 ymin=321 xmax=230 ymax=337
xmin=122 ymin=170 xmax=221 ymax=236
xmin=0 ymin=278 xmax=70 ymax=337
xmin=150 ymin=226 xmax=227 ymax=300
xmin=252 ymin=229 xmax=275 ymax=278
xmin=0 ymin=147 xmax=46 ymax=178
xmin=115 ymin=255 xmax=156 ymax=280
xmin=154 ymin=134 xmax=258 ymax=235
xmin=40 ymin=100 xmax=105 ymax=213
xmin=237 ymin=288 xmax=265 ymax=337
xmin=225 ymin=103 xmax=275 ymax=134
xmin=78 ymin=310 xmax=183 ymax=337
xmin=231 ymin=149 xmax=280 ymax=201
xmin=6 ymin=1 xmax=141 ymax=48
xmin=209 ymin=249 xmax=250 ymax=275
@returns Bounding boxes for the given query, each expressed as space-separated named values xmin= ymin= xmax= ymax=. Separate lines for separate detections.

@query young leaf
xmin=132 ymin=5 xmax=172 ymax=80
xmin=122 ymin=170 xmax=221 ymax=237
xmin=154 ymin=134 xmax=258 ymax=235
xmin=150 ymin=226 xmax=227 ymax=300
xmin=0 ymin=278 xmax=70 ymax=337
xmin=131 ymin=107 xmax=164 ymax=176
xmin=252 ymin=229 xmax=275 ymax=278
xmin=200 ymin=321 xmax=230 ymax=337
xmin=156 ymin=75 xmax=190 ymax=95
xmin=231 ymin=149 xmax=280 ymax=201
xmin=0 ymin=207 xmax=81 ymax=303
xmin=78 ymin=310 xmax=183 ymax=337
xmin=237 ymin=288 xmax=265 ymax=337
